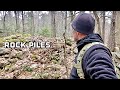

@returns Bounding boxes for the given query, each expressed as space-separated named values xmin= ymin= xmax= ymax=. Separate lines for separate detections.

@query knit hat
xmin=71 ymin=13 xmax=95 ymax=35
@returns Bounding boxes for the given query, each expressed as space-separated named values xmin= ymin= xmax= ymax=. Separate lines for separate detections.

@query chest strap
xmin=73 ymin=42 xmax=105 ymax=79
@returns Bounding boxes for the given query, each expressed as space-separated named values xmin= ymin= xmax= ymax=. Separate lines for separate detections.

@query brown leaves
xmin=0 ymin=36 xmax=75 ymax=79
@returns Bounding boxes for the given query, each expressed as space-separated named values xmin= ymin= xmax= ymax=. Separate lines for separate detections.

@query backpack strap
xmin=73 ymin=42 xmax=104 ymax=79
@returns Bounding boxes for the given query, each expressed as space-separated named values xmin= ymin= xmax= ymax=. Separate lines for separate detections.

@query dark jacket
xmin=70 ymin=33 xmax=118 ymax=79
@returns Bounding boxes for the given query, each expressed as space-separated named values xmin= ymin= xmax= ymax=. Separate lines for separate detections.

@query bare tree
xmin=108 ymin=11 xmax=116 ymax=51
xmin=14 ymin=11 xmax=20 ymax=32
xmin=2 ymin=11 xmax=7 ymax=36
xmin=73 ymin=11 xmax=76 ymax=15
xmin=36 ymin=11 xmax=40 ymax=34
xmin=93 ymin=11 xmax=102 ymax=36
xmin=102 ymin=11 xmax=105 ymax=41
xmin=21 ymin=11 xmax=25 ymax=33
xmin=69 ymin=11 xmax=74 ymax=22
xmin=50 ymin=11 xmax=56 ymax=37
xmin=30 ymin=11 xmax=35 ymax=36
xmin=65 ymin=11 xmax=67 ymax=33
xmin=3 ymin=11 xmax=7 ymax=30
xmin=115 ymin=11 xmax=120 ymax=49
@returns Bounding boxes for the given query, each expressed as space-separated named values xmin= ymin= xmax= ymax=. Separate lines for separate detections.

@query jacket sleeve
xmin=83 ymin=44 xmax=118 ymax=79
xmin=69 ymin=67 xmax=80 ymax=79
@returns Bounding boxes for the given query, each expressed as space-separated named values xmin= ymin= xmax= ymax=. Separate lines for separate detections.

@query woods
xmin=0 ymin=11 xmax=120 ymax=79
xmin=0 ymin=11 xmax=119 ymax=51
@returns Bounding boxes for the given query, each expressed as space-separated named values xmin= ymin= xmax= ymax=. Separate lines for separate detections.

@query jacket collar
xmin=76 ymin=33 xmax=103 ymax=52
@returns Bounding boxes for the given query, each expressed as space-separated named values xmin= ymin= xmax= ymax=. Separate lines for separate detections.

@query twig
xmin=63 ymin=32 xmax=69 ymax=78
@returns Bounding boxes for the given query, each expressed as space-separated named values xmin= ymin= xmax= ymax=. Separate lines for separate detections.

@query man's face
xmin=72 ymin=29 xmax=87 ymax=42
xmin=73 ymin=30 xmax=79 ymax=42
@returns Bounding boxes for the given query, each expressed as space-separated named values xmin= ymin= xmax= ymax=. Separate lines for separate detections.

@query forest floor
xmin=0 ymin=34 xmax=76 ymax=79
xmin=0 ymin=34 xmax=120 ymax=79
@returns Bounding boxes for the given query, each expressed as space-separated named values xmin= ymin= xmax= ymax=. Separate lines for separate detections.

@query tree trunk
xmin=50 ymin=11 xmax=56 ymax=37
xmin=102 ymin=11 xmax=105 ymax=41
xmin=109 ymin=11 xmax=116 ymax=51
xmin=37 ymin=11 xmax=40 ymax=34
xmin=14 ymin=11 xmax=19 ymax=32
xmin=115 ymin=11 xmax=120 ymax=49
xmin=69 ymin=11 xmax=74 ymax=22
xmin=30 ymin=11 xmax=35 ymax=36
xmin=93 ymin=11 xmax=102 ymax=36
xmin=21 ymin=11 xmax=25 ymax=34
xmin=3 ymin=11 xmax=7 ymax=36
xmin=65 ymin=11 xmax=67 ymax=33
xmin=3 ymin=12 xmax=6 ymax=30
xmin=73 ymin=11 xmax=76 ymax=15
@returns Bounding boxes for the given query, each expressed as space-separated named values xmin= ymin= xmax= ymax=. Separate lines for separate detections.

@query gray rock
xmin=10 ymin=50 xmax=23 ymax=59
xmin=8 ymin=58 xmax=18 ymax=63
xmin=30 ymin=64 xmax=39 ymax=69
xmin=3 ymin=55 xmax=9 ymax=58
xmin=0 ymin=58 xmax=9 ymax=69
xmin=10 ymin=50 xmax=18 ymax=59
xmin=0 ymin=48 xmax=10 ymax=56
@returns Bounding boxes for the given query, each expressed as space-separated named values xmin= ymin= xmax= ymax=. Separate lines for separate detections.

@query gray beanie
xmin=71 ymin=13 xmax=95 ymax=35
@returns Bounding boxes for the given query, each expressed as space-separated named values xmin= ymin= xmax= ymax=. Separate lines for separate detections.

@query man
xmin=70 ymin=13 xmax=118 ymax=79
